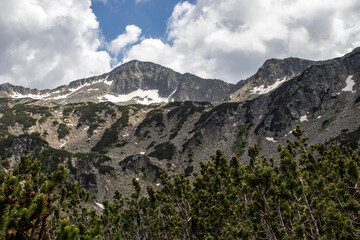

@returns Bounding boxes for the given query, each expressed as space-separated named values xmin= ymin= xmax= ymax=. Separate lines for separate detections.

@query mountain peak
xmin=0 ymin=60 xmax=235 ymax=104
xmin=113 ymin=60 xmax=173 ymax=73
xmin=229 ymin=56 xmax=317 ymax=102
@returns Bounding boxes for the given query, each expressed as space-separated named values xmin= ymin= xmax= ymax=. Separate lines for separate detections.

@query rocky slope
xmin=0 ymin=48 xmax=359 ymax=201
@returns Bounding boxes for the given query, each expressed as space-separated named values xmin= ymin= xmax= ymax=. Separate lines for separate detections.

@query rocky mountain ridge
xmin=0 ymin=60 xmax=236 ymax=104
xmin=0 ymin=47 xmax=359 ymax=201
xmin=228 ymin=57 xmax=325 ymax=101
xmin=0 ymin=53 xmax=322 ymax=105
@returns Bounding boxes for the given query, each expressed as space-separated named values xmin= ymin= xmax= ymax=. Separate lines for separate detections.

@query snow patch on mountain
xmin=251 ymin=77 xmax=287 ymax=95
xmin=87 ymin=88 xmax=99 ymax=92
xmin=103 ymin=77 xmax=113 ymax=86
xmin=37 ymin=82 xmax=93 ymax=100
xmin=9 ymin=77 xmax=113 ymax=100
xmin=265 ymin=137 xmax=277 ymax=142
xmin=167 ymin=85 xmax=178 ymax=101
xmin=338 ymin=75 xmax=356 ymax=94
xmin=300 ymin=115 xmax=308 ymax=122
xmin=98 ymin=89 xmax=169 ymax=105
xmin=10 ymin=92 xmax=51 ymax=99
xmin=49 ymin=91 xmax=76 ymax=100
xmin=95 ymin=202 xmax=105 ymax=210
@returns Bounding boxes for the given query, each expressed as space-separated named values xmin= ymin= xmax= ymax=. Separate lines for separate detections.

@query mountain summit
xmin=0 ymin=60 xmax=236 ymax=104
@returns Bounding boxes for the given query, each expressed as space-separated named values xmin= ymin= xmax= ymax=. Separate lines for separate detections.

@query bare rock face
xmin=253 ymin=48 xmax=360 ymax=136
xmin=119 ymin=154 xmax=161 ymax=182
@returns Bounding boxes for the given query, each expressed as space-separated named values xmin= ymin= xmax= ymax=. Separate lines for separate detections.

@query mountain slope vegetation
xmin=1 ymin=127 xmax=359 ymax=239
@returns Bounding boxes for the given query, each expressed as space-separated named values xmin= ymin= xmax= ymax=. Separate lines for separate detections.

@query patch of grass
xmin=143 ymin=130 xmax=151 ymax=138
xmin=105 ymin=108 xmax=116 ymax=118
xmin=0 ymin=106 xmax=37 ymax=130
xmin=167 ymin=102 xmax=206 ymax=140
xmin=149 ymin=142 xmax=176 ymax=160
xmin=12 ymin=104 xmax=26 ymax=112
xmin=115 ymin=140 xmax=128 ymax=148
xmin=88 ymin=123 xmax=99 ymax=136
xmin=62 ymin=107 xmax=73 ymax=117
xmin=57 ymin=123 xmax=70 ymax=139
xmin=194 ymin=102 xmax=239 ymax=131
xmin=73 ymin=102 xmax=117 ymax=136
xmin=75 ymin=102 xmax=110 ymax=123
xmin=92 ymin=107 xmax=130 ymax=153
xmin=147 ymin=141 xmax=156 ymax=150
xmin=0 ymin=110 xmax=15 ymax=126
xmin=0 ymin=98 xmax=9 ymax=112
xmin=15 ymin=111 xmax=36 ymax=129
xmin=38 ymin=117 xmax=47 ymax=124
xmin=28 ymin=106 xmax=51 ymax=116
xmin=232 ymin=124 xmax=248 ymax=157
xmin=13 ymin=104 xmax=51 ymax=116
xmin=164 ymin=101 xmax=183 ymax=109
xmin=135 ymin=109 xmax=164 ymax=135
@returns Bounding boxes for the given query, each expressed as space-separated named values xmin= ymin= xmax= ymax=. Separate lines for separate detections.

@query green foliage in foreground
xmin=232 ymin=124 xmax=249 ymax=156
xmin=0 ymin=156 xmax=91 ymax=240
xmin=1 ymin=126 xmax=359 ymax=239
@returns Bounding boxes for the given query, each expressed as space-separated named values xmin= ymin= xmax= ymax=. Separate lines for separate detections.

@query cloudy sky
xmin=1 ymin=0 xmax=360 ymax=89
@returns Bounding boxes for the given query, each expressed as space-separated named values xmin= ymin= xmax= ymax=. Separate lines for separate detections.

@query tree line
xmin=0 ymin=126 xmax=359 ymax=239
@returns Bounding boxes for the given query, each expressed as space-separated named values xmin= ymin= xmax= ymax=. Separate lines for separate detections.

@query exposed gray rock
xmin=119 ymin=154 xmax=161 ymax=181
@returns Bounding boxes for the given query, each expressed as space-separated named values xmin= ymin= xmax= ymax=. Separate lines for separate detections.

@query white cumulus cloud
xmin=107 ymin=25 xmax=142 ymax=56
xmin=0 ymin=0 xmax=111 ymax=89
xmin=122 ymin=0 xmax=360 ymax=83
xmin=2 ymin=0 xmax=360 ymax=89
